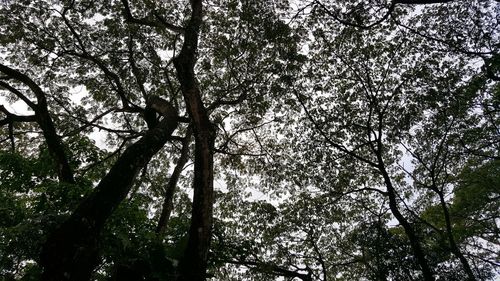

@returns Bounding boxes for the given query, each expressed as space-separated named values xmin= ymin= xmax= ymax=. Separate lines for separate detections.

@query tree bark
xmin=40 ymin=97 xmax=178 ymax=281
xmin=172 ymin=0 xmax=216 ymax=280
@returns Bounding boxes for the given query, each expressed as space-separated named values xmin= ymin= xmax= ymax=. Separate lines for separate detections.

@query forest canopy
xmin=0 ymin=0 xmax=499 ymax=280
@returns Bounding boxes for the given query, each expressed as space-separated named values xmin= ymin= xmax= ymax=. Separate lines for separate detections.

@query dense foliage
xmin=0 ymin=0 xmax=498 ymax=280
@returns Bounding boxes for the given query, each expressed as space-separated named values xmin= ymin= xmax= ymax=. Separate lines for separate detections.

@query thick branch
xmin=0 ymin=105 xmax=36 ymax=151
xmin=0 ymin=64 xmax=75 ymax=184
xmin=0 ymin=64 xmax=47 ymax=107
xmin=0 ymin=105 xmax=37 ymax=125
xmin=40 ymin=99 xmax=179 ymax=281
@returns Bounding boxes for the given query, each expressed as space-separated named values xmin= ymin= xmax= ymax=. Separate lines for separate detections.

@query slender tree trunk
xmin=156 ymin=132 xmax=191 ymax=235
xmin=436 ymin=191 xmax=476 ymax=280
xmin=172 ymin=1 xmax=215 ymax=280
xmin=377 ymin=156 xmax=435 ymax=281
xmin=40 ymin=98 xmax=178 ymax=281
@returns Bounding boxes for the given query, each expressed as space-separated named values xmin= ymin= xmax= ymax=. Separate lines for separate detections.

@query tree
xmin=0 ymin=0 xmax=498 ymax=280
xmin=213 ymin=1 xmax=498 ymax=280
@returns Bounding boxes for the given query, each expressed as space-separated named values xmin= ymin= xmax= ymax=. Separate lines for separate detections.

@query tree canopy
xmin=0 ymin=0 xmax=498 ymax=280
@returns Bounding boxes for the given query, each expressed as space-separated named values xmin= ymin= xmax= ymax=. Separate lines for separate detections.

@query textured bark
xmin=172 ymin=0 xmax=216 ymax=280
xmin=40 ymin=98 xmax=178 ymax=281
xmin=0 ymin=64 xmax=75 ymax=184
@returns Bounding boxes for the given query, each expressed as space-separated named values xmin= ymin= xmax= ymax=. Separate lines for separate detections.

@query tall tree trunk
xmin=437 ymin=191 xmax=476 ymax=280
xmin=172 ymin=0 xmax=216 ymax=280
xmin=377 ymin=154 xmax=435 ymax=281
xmin=40 ymin=97 xmax=178 ymax=281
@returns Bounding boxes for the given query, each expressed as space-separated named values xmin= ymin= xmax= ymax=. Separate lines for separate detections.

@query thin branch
xmin=156 ymin=130 xmax=192 ymax=234
xmin=127 ymin=35 xmax=149 ymax=101
xmin=121 ymin=0 xmax=184 ymax=33
xmin=314 ymin=0 xmax=395 ymax=30
xmin=214 ymin=148 xmax=265 ymax=157
xmin=391 ymin=14 xmax=493 ymax=56
xmin=63 ymin=107 xmax=118 ymax=137
xmin=222 ymin=259 xmax=312 ymax=281
xmin=208 ymin=92 xmax=247 ymax=111
xmin=57 ymin=12 xmax=140 ymax=110
xmin=79 ymin=135 xmax=137 ymax=177
xmin=294 ymin=90 xmax=379 ymax=168
xmin=217 ymin=120 xmax=274 ymax=153
xmin=394 ymin=0 xmax=454 ymax=4
xmin=308 ymin=234 xmax=328 ymax=281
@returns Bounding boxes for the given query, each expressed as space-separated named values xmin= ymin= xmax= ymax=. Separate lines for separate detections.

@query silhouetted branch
xmin=121 ymin=0 xmax=184 ymax=33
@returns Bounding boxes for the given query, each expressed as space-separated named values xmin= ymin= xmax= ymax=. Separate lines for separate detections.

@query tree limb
xmin=314 ymin=0 xmax=396 ymax=30
xmin=156 ymin=130 xmax=192 ymax=235
xmin=0 ymin=81 xmax=37 ymax=108
xmin=0 ymin=105 xmax=37 ymax=125
xmin=40 ymin=97 xmax=179 ymax=280
xmin=121 ymin=0 xmax=184 ymax=33
xmin=394 ymin=0 xmax=454 ymax=4
xmin=0 ymin=64 xmax=75 ymax=184
xmin=222 ymin=259 xmax=313 ymax=281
